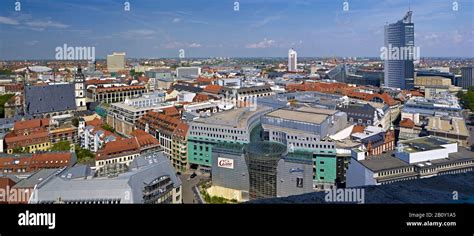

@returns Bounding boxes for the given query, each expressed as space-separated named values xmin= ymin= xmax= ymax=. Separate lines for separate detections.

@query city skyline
xmin=0 ymin=0 xmax=473 ymax=60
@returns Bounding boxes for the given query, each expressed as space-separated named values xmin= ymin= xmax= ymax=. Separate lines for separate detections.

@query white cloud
xmin=0 ymin=16 xmax=19 ymax=25
xmin=246 ymin=38 xmax=276 ymax=49
xmin=25 ymin=20 xmax=69 ymax=29
xmin=188 ymin=43 xmax=201 ymax=48
xmin=164 ymin=42 xmax=203 ymax=49
xmin=122 ymin=29 xmax=155 ymax=39
xmin=172 ymin=18 xmax=181 ymax=23
xmin=424 ymin=33 xmax=439 ymax=40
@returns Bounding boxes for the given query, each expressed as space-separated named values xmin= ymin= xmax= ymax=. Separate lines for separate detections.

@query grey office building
xmin=210 ymin=141 xmax=314 ymax=201
xmin=211 ymin=143 xmax=249 ymax=196
xmin=384 ymin=11 xmax=415 ymax=89
xmin=32 ymin=152 xmax=182 ymax=204
xmin=460 ymin=66 xmax=474 ymax=89
xmin=277 ymin=152 xmax=314 ymax=197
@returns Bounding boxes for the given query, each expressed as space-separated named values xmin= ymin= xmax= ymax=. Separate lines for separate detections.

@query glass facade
xmin=244 ymin=142 xmax=286 ymax=200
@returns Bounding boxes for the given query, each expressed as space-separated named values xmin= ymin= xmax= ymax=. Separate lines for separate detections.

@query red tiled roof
xmin=351 ymin=125 xmax=365 ymax=134
xmin=136 ymin=110 xmax=184 ymax=136
xmin=85 ymin=79 xmax=117 ymax=86
xmin=5 ymin=129 xmax=49 ymax=146
xmin=203 ymin=84 xmax=223 ymax=94
xmin=196 ymin=77 xmax=216 ymax=84
xmin=409 ymin=90 xmax=424 ymax=97
xmin=376 ymin=93 xmax=398 ymax=106
xmin=31 ymin=152 xmax=72 ymax=164
xmin=399 ymin=118 xmax=415 ymax=128
xmin=96 ymin=138 xmax=140 ymax=160
xmin=86 ymin=118 xmax=103 ymax=127
xmin=161 ymin=106 xmax=180 ymax=117
xmin=14 ymin=118 xmax=49 ymax=131
xmin=193 ymin=93 xmax=211 ymax=102
xmin=0 ymin=152 xmax=73 ymax=172
xmin=131 ymin=129 xmax=160 ymax=148
xmin=173 ymin=122 xmax=189 ymax=137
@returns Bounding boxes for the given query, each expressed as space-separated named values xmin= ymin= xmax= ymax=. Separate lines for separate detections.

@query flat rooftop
xmin=426 ymin=117 xmax=469 ymax=136
xmin=111 ymin=101 xmax=173 ymax=112
xmin=398 ymin=136 xmax=455 ymax=153
xmin=194 ymin=106 xmax=271 ymax=128
xmin=265 ymin=107 xmax=336 ymax=125
xmin=358 ymin=148 xmax=474 ymax=173
xmin=359 ymin=151 xmax=411 ymax=172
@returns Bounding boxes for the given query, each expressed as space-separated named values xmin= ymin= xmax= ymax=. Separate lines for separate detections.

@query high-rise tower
xmin=384 ymin=11 xmax=415 ymax=89
xmin=288 ymin=48 xmax=297 ymax=72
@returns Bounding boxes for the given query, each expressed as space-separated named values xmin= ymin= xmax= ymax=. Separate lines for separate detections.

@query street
xmin=179 ymin=170 xmax=210 ymax=204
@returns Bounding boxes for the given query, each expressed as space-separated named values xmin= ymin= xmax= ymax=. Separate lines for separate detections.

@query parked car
xmin=190 ymin=172 xmax=197 ymax=179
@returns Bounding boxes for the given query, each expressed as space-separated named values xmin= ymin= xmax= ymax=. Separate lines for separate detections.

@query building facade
xmin=187 ymin=106 xmax=271 ymax=169
xmin=87 ymin=85 xmax=146 ymax=104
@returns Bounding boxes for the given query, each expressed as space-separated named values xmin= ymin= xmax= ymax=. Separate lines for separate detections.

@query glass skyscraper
xmin=384 ymin=11 xmax=415 ymax=90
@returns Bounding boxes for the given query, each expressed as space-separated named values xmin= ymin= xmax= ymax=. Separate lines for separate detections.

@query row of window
xmin=378 ymin=167 xmax=414 ymax=177
xmin=191 ymin=157 xmax=209 ymax=163
xmin=346 ymin=112 xmax=373 ymax=118
xmin=348 ymin=117 xmax=372 ymax=125
xmin=190 ymin=132 xmax=245 ymax=141
xmin=191 ymin=126 xmax=245 ymax=135
xmin=97 ymin=155 xmax=136 ymax=166
xmin=289 ymin=142 xmax=335 ymax=150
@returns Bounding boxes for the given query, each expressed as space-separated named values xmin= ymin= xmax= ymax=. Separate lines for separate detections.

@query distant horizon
xmin=2 ymin=56 xmax=474 ymax=62
xmin=1 ymin=0 xmax=473 ymax=60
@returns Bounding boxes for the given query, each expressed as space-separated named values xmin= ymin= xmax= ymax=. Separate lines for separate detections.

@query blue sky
xmin=0 ymin=0 xmax=473 ymax=59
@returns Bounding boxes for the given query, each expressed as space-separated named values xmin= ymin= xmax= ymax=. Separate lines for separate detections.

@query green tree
xmin=71 ymin=117 xmax=80 ymax=127
xmin=12 ymin=146 xmax=25 ymax=154
xmin=75 ymin=145 xmax=95 ymax=164
xmin=101 ymin=123 xmax=115 ymax=132
xmin=51 ymin=141 xmax=71 ymax=151
xmin=457 ymin=87 xmax=474 ymax=111
xmin=0 ymin=94 xmax=15 ymax=118
xmin=0 ymin=69 xmax=12 ymax=75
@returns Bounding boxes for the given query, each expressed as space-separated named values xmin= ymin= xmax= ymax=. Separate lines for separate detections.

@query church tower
xmin=74 ymin=65 xmax=87 ymax=111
